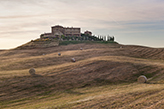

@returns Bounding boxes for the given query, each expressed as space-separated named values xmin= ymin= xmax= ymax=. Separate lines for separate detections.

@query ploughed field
xmin=1 ymin=43 xmax=164 ymax=108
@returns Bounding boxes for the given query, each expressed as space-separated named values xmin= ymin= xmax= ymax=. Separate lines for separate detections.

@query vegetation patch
xmin=59 ymin=40 xmax=117 ymax=46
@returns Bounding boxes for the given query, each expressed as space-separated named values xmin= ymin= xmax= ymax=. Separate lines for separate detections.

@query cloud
xmin=0 ymin=0 xmax=164 ymax=48
xmin=1 ymin=0 xmax=164 ymax=22
xmin=0 ymin=14 xmax=48 ymax=19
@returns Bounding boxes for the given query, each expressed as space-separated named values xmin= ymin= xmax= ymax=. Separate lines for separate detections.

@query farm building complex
xmin=40 ymin=25 xmax=92 ymax=39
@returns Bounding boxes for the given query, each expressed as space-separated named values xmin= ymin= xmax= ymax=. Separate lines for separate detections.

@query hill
xmin=15 ymin=38 xmax=59 ymax=49
xmin=0 ymin=43 xmax=164 ymax=108
xmin=15 ymin=34 xmax=117 ymax=49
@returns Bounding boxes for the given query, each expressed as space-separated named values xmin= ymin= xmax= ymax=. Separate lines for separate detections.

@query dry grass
xmin=3 ymin=83 xmax=164 ymax=109
xmin=0 ymin=43 xmax=164 ymax=109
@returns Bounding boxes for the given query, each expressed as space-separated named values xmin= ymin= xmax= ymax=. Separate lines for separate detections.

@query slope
xmin=0 ymin=43 xmax=164 ymax=108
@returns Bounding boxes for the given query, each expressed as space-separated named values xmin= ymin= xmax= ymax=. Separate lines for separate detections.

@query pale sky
xmin=0 ymin=0 xmax=164 ymax=49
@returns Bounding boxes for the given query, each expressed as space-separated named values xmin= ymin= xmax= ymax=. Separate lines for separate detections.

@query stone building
xmin=41 ymin=25 xmax=81 ymax=39
xmin=64 ymin=27 xmax=81 ymax=37
xmin=40 ymin=33 xmax=54 ymax=39
xmin=84 ymin=30 xmax=92 ymax=36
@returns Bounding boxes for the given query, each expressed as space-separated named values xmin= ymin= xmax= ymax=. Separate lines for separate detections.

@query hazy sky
xmin=0 ymin=0 xmax=164 ymax=49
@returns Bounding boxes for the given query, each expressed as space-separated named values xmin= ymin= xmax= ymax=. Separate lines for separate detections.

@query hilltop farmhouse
xmin=84 ymin=30 xmax=92 ymax=36
xmin=40 ymin=25 xmax=92 ymax=39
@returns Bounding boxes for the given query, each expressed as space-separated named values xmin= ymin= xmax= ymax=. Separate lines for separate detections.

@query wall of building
xmin=52 ymin=25 xmax=81 ymax=37
xmin=51 ymin=25 xmax=64 ymax=35
xmin=41 ymin=25 xmax=82 ymax=39
xmin=40 ymin=33 xmax=55 ymax=39
xmin=65 ymin=28 xmax=81 ymax=36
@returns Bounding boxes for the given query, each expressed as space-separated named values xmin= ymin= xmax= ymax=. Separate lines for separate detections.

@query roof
xmin=43 ymin=33 xmax=53 ymax=35
xmin=84 ymin=30 xmax=92 ymax=33
xmin=51 ymin=25 xmax=64 ymax=28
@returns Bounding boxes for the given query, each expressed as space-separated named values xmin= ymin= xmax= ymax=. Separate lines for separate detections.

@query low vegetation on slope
xmin=15 ymin=35 xmax=117 ymax=50
xmin=16 ymin=38 xmax=59 ymax=49
xmin=0 ymin=43 xmax=164 ymax=108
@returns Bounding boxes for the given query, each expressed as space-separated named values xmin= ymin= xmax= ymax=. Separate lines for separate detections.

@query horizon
xmin=0 ymin=0 xmax=164 ymax=49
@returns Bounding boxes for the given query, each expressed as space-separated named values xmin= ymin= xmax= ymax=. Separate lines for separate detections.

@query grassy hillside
xmin=15 ymin=38 xmax=117 ymax=49
xmin=16 ymin=38 xmax=59 ymax=49
xmin=1 ymin=43 xmax=164 ymax=108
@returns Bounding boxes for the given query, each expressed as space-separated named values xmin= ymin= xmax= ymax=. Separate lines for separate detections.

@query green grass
xmin=59 ymin=40 xmax=118 ymax=45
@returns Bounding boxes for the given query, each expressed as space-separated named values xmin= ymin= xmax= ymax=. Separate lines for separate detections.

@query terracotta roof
xmin=51 ymin=25 xmax=64 ymax=28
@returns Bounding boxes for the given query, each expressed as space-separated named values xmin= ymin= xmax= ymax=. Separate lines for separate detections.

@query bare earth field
xmin=1 ymin=43 xmax=164 ymax=109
